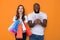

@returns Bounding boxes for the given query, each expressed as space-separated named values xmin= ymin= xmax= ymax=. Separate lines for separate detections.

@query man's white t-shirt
xmin=28 ymin=12 xmax=47 ymax=35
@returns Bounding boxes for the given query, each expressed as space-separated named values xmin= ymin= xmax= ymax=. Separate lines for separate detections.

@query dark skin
xmin=28 ymin=3 xmax=47 ymax=28
xmin=34 ymin=19 xmax=47 ymax=27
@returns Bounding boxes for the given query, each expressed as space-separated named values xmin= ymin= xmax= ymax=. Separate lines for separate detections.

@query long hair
xmin=16 ymin=5 xmax=25 ymax=21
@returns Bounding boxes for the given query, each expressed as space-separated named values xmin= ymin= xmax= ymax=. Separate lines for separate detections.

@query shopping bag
xmin=21 ymin=21 xmax=26 ymax=32
xmin=16 ymin=24 xmax=23 ymax=38
xmin=24 ymin=23 xmax=32 ymax=36
xmin=16 ymin=23 xmax=32 ymax=38
xmin=8 ymin=20 xmax=20 ymax=34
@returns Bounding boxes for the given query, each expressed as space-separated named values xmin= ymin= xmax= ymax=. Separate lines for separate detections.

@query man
xmin=28 ymin=3 xmax=47 ymax=40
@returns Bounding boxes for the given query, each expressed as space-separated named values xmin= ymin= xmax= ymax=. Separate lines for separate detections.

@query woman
xmin=13 ymin=5 xmax=28 ymax=40
xmin=8 ymin=4 xmax=32 ymax=40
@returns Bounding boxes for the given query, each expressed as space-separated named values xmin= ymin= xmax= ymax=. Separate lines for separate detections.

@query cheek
xmin=21 ymin=9 xmax=23 ymax=12
xmin=18 ymin=9 xmax=23 ymax=13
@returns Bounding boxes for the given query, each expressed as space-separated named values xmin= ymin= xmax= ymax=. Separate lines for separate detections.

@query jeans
xmin=15 ymin=32 xmax=26 ymax=40
xmin=29 ymin=34 xmax=44 ymax=40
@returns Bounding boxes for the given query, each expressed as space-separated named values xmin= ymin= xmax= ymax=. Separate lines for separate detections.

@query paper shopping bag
xmin=24 ymin=23 xmax=32 ymax=36
xmin=8 ymin=20 xmax=20 ymax=34
xmin=16 ymin=24 xmax=23 ymax=38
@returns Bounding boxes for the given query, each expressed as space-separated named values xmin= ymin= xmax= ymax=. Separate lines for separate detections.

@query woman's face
xmin=18 ymin=6 xmax=23 ymax=15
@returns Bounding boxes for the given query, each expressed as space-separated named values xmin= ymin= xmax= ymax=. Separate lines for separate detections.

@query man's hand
xmin=34 ymin=19 xmax=42 ymax=25
xmin=28 ymin=20 xmax=35 ymax=28
xmin=34 ymin=19 xmax=47 ymax=27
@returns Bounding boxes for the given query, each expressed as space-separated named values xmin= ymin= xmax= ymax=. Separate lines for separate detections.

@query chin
xmin=34 ymin=10 xmax=39 ymax=13
xmin=35 ymin=11 xmax=39 ymax=13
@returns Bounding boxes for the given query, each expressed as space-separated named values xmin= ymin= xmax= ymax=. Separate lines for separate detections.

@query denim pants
xmin=29 ymin=34 xmax=44 ymax=40
xmin=15 ymin=32 xmax=26 ymax=40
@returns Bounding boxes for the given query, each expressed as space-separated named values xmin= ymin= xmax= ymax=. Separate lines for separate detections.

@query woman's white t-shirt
xmin=13 ymin=16 xmax=28 ymax=32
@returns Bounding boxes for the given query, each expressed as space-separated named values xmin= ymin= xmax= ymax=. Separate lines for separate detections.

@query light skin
xmin=18 ymin=6 xmax=23 ymax=19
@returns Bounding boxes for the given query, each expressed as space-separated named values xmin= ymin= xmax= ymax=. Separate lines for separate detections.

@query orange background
xmin=0 ymin=0 xmax=60 ymax=40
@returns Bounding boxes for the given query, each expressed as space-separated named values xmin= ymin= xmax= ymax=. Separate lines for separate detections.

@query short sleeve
xmin=42 ymin=13 xmax=47 ymax=20
xmin=24 ymin=16 xmax=28 ymax=23
xmin=28 ymin=14 xmax=33 ymax=21
xmin=13 ymin=16 xmax=16 ymax=21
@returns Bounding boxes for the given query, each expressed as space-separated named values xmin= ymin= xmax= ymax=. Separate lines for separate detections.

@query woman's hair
xmin=16 ymin=5 xmax=25 ymax=21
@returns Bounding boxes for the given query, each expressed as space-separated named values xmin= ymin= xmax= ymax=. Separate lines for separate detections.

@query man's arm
xmin=28 ymin=19 xmax=47 ymax=28
xmin=28 ymin=20 xmax=35 ymax=28
xmin=41 ymin=19 xmax=47 ymax=27
xmin=35 ymin=19 xmax=47 ymax=27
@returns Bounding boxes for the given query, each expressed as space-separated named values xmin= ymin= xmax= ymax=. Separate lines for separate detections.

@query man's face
xmin=34 ymin=4 xmax=40 ymax=13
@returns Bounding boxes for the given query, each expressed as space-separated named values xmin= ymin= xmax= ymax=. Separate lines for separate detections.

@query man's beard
xmin=34 ymin=10 xmax=40 ymax=13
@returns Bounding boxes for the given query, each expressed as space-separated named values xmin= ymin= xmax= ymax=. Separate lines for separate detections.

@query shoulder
xmin=13 ymin=16 xmax=16 ymax=18
xmin=40 ymin=12 xmax=47 ymax=16
xmin=40 ymin=12 xmax=47 ymax=19
xmin=25 ymin=16 xmax=27 ymax=18
xmin=24 ymin=16 xmax=28 ymax=20
xmin=13 ymin=16 xmax=16 ymax=21
xmin=24 ymin=16 xmax=28 ymax=23
xmin=28 ymin=12 xmax=34 ymax=17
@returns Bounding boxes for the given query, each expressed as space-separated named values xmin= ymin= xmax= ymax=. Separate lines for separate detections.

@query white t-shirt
xmin=28 ymin=12 xmax=47 ymax=35
xmin=13 ymin=16 xmax=28 ymax=32
xmin=13 ymin=16 xmax=28 ymax=23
